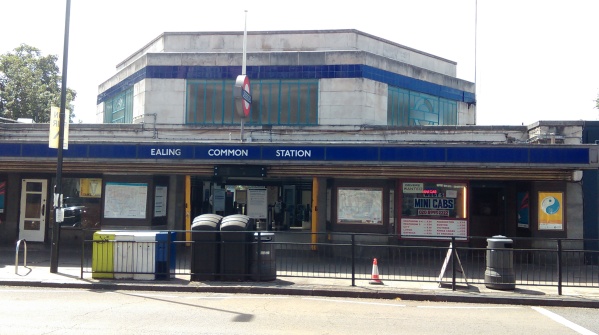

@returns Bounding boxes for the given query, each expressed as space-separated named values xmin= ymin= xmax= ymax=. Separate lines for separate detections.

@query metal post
xmin=557 ymin=239 xmax=563 ymax=295
xmin=166 ymin=232 xmax=172 ymax=280
xmin=256 ymin=231 xmax=261 ymax=281
xmin=351 ymin=234 xmax=356 ymax=287
xmin=451 ymin=237 xmax=456 ymax=291
xmin=80 ymin=230 xmax=84 ymax=279
xmin=50 ymin=0 xmax=71 ymax=273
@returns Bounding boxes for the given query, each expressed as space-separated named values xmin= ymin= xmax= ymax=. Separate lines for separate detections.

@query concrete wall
xmin=566 ymin=182 xmax=584 ymax=241
xmin=118 ymin=30 xmax=457 ymax=76
xmin=319 ymin=78 xmax=387 ymax=126
xmin=132 ymin=79 xmax=186 ymax=125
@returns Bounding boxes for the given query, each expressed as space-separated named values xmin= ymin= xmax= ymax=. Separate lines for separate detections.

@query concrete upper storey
xmin=97 ymin=29 xmax=476 ymax=127
xmin=98 ymin=30 xmax=473 ymax=101
xmin=116 ymin=30 xmax=457 ymax=76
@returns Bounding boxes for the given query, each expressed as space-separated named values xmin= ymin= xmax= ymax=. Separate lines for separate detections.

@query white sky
xmin=2 ymin=0 xmax=598 ymax=125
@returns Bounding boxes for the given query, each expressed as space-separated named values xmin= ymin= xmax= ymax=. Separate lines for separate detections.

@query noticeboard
xmin=104 ymin=182 xmax=147 ymax=219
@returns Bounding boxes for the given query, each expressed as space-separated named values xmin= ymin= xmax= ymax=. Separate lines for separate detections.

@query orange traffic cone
xmin=369 ymin=258 xmax=384 ymax=285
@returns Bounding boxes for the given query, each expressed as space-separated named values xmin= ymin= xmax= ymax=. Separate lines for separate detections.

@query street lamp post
xmin=50 ymin=0 xmax=71 ymax=273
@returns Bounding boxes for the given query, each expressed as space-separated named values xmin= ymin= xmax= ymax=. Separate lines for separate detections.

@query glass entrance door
xmin=19 ymin=179 xmax=47 ymax=242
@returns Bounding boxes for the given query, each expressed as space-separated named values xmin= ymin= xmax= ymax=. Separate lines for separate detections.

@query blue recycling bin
xmin=156 ymin=231 xmax=176 ymax=280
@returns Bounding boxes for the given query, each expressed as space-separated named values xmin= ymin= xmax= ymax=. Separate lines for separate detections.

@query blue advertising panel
xmin=380 ymin=147 xmax=446 ymax=162
xmin=326 ymin=147 xmax=379 ymax=161
xmin=89 ymin=144 xmax=138 ymax=159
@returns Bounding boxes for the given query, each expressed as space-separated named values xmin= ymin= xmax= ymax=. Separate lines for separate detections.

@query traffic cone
xmin=369 ymin=258 xmax=384 ymax=285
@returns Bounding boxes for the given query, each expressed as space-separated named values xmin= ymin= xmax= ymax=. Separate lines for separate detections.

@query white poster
xmin=400 ymin=218 xmax=468 ymax=241
xmin=213 ymin=189 xmax=226 ymax=212
xmin=104 ymin=182 xmax=147 ymax=219
xmin=154 ymin=186 xmax=167 ymax=217
xmin=247 ymin=188 xmax=268 ymax=219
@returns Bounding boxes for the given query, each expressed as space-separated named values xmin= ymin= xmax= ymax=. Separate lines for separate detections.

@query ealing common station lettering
xmin=208 ymin=149 xmax=249 ymax=157
xmin=151 ymin=148 xmax=182 ymax=156
xmin=414 ymin=198 xmax=455 ymax=209
xmin=276 ymin=149 xmax=312 ymax=158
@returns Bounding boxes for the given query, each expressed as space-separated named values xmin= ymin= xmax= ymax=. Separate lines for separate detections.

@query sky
xmin=2 ymin=0 xmax=598 ymax=125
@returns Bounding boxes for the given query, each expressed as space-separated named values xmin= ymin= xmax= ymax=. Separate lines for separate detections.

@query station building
xmin=0 ymin=30 xmax=597 ymax=253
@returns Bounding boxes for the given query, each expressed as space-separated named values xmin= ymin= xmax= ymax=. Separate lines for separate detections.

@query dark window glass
xmin=186 ymin=79 xmax=318 ymax=126
xmin=103 ymin=88 xmax=133 ymax=124
xmin=388 ymin=86 xmax=457 ymax=126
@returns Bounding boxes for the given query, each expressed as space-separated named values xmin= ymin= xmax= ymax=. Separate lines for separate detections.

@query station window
xmin=50 ymin=177 xmax=102 ymax=229
xmin=387 ymin=87 xmax=457 ymax=126
xmin=186 ymin=79 xmax=318 ymax=126
xmin=103 ymin=88 xmax=133 ymax=123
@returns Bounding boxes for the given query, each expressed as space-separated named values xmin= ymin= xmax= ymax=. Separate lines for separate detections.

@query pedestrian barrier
xmin=80 ymin=230 xmax=599 ymax=295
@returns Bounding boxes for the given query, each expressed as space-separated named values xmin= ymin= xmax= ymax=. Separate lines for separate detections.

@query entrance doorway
xmin=19 ymin=179 xmax=48 ymax=242
xmin=470 ymin=186 xmax=505 ymax=246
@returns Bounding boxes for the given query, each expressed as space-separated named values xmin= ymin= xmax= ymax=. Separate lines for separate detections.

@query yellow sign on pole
xmin=80 ymin=178 xmax=102 ymax=198
xmin=49 ymin=106 xmax=69 ymax=149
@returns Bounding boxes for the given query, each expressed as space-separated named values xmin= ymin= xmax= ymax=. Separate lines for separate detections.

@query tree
xmin=0 ymin=44 xmax=76 ymax=123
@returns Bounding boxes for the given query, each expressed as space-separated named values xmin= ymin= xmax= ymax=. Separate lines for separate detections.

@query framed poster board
xmin=337 ymin=187 xmax=383 ymax=225
xmin=538 ymin=192 xmax=564 ymax=230
xmin=104 ymin=182 xmax=147 ymax=219
xmin=247 ymin=188 xmax=267 ymax=219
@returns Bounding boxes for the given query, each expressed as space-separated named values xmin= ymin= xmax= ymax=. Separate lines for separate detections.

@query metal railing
xmin=79 ymin=230 xmax=599 ymax=295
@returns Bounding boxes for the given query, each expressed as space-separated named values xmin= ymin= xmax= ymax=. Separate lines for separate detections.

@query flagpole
xmin=240 ymin=10 xmax=248 ymax=142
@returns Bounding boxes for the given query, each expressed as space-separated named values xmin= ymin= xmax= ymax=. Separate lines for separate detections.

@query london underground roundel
xmin=235 ymin=75 xmax=251 ymax=118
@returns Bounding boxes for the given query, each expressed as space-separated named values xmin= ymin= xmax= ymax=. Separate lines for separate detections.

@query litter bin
xmin=92 ymin=231 xmax=115 ymax=279
xmin=251 ymin=232 xmax=276 ymax=281
xmin=220 ymin=214 xmax=254 ymax=281
xmin=191 ymin=214 xmax=222 ymax=281
xmin=484 ymin=235 xmax=515 ymax=290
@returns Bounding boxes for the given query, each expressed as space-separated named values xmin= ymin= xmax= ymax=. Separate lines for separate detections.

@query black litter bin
xmin=484 ymin=235 xmax=515 ymax=290
xmin=220 ymin=214 xmax=254 ymax=281
xmin=191 ymin=214 xmax=222 ymax=281
xmin=251 ymin=232 xmax=276 ymax=281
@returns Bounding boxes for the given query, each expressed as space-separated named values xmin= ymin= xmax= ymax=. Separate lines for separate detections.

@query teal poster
xmin=517 ymin=191 xmax=529 ymax=228
xmin=0 ymin=181 xmax=5 ymax=213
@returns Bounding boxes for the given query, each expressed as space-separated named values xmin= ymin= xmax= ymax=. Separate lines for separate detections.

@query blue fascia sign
xmin=0 ymin=143 xmax=594 ymax=166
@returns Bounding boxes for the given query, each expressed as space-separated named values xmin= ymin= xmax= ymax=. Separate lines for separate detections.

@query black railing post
xmin=80 ymin=229 xmax=84 ymax=279
xmin=557 ymin=239 xmax=562 ymax=295
xmin=166 ymin=232 xmax=172 ymax=281
xmin=451 ymin=237 xmax=456 ymax=291
xmin=351 ymin=234 xmax=356 ymax=287
xmin=257 ymin=231 xmax=262 ymax=281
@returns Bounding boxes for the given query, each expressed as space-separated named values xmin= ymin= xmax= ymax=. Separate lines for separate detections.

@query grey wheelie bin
xmin=484 ymin=235 xmax=515 ymax=290
xmin=251 ymin=232 xmax=276 ymax=281
xmin=191 ymin=214 xmax=222 ymax=281
xmin=220 ymin=215 xmax=254 ymax=281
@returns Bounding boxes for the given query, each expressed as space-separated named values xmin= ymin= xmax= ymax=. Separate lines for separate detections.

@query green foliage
xmin=0 ymin=44 xmax=76 ymax=122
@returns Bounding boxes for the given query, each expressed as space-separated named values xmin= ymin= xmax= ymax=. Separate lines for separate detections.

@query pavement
xmin=2 ymin=243 xmax=599 ymax=308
